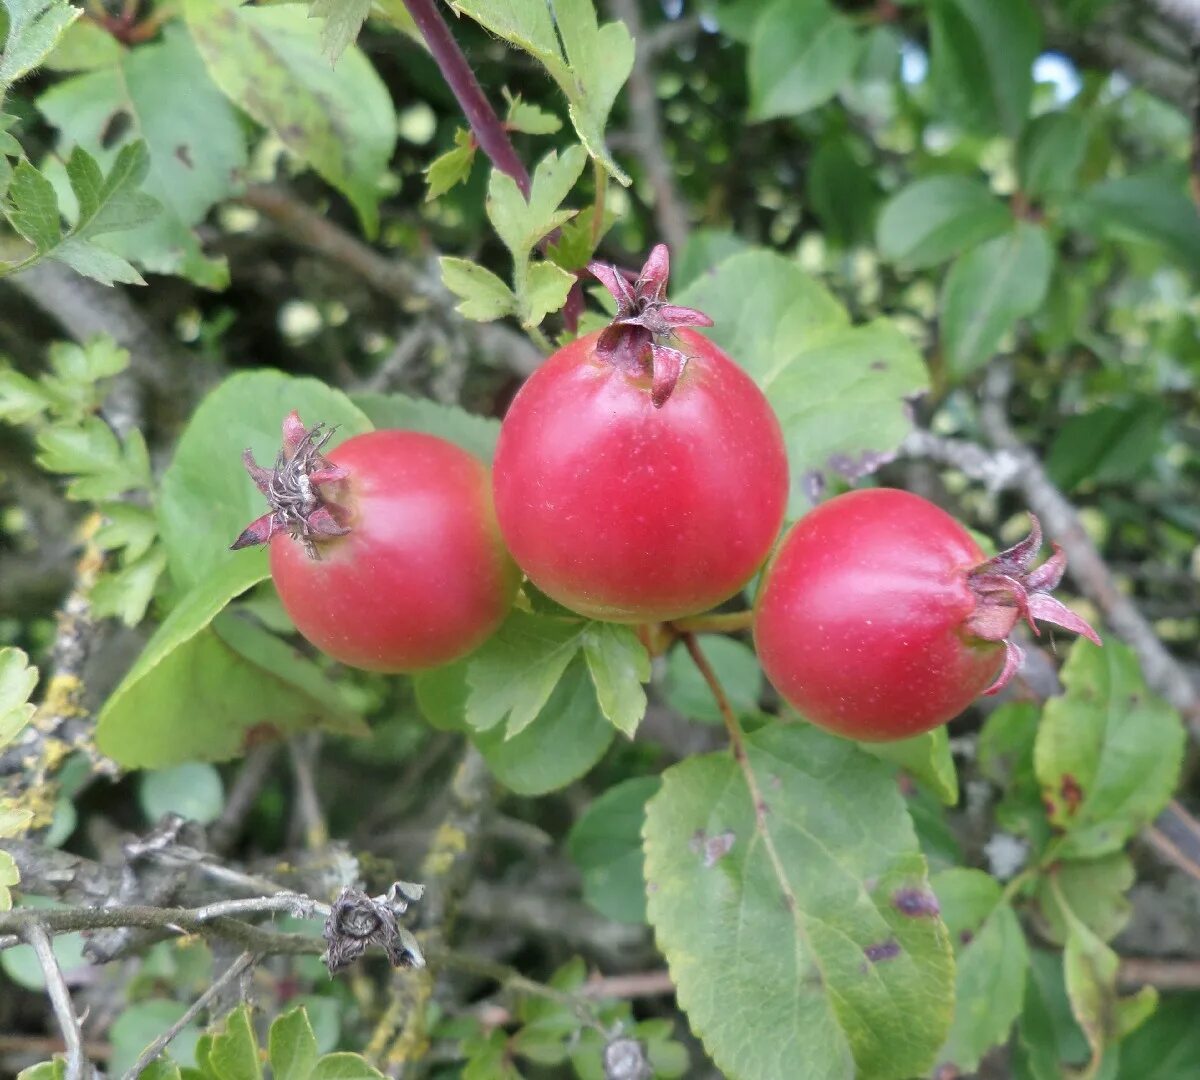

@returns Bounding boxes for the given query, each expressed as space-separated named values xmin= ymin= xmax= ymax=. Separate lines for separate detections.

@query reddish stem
xmin=401 ymin=0 xmax=532 ymax=198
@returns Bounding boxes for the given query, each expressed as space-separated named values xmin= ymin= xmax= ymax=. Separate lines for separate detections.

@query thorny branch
xmin=24 ymin=922 xmax=91 ymax=1080
xmin=900 ymin=415 xmax=1200 ymax=737
xmin=123 ymin=950 xmax=259 ymax=1080
xmin=401 ymin=0 xmax=532 ymax=197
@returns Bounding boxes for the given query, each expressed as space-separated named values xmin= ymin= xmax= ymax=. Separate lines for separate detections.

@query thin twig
xmin=288 ymin=734 xmax=329 ymax=850
xmin=607 ymin=0 xmax=691 ymax=253
xmin=901 ymin=421 xmax=1200 ymax=737
xmin=1118 ymin=956 xmax=1200 ymax=990
xmin=400 ymin=0 xmax=531 ymax=196
xmin=23 ymin=922 xmax=90 ymax=1080
xmin=123 ymin=951 xmax=259 ymax=1079
xmin=0 ymin=900 xmax=326 ymax=957
xmin=977 ymin=365 xmax=1200 ymax=735
xmin=240 ymin=185 xmax=541 ymax=376
xmin=209 ymin=745 xmax=279 ymax=855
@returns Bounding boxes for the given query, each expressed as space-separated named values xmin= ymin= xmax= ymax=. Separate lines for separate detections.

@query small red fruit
xmin=233 ymin=414 xmax=518 ymax=672
xmin=492 ymin=245 xmax=788 ymax=622
xmin=753 ymin=488 xmax=1101 ymax=741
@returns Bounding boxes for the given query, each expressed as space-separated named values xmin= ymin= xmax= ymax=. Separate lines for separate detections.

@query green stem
xmin=669 ymin=610 xmax=754 ymax=635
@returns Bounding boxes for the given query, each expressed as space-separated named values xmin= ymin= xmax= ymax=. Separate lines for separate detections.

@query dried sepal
xmin=967 ymin=514 xmax=1102 ymax=695
xmin=231 ymin=412 xmax=352 ymax=560
xmin=321 ymin=882 xmax=426 ymax=975
xmin=587 ymin=243 xmax=713 ymax=407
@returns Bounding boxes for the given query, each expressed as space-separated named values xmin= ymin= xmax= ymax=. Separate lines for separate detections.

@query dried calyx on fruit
xmin=966 ymin=514 xmax=1102 ymax=694
xmin=231 ymin=410 xmax=349 ymax=559
xmin=587 ymin=243 xmax=713 ymax=407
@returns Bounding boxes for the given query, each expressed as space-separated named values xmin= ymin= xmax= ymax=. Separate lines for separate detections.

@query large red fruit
xmin=233 ymin=414 xmax=518 ymax=672
xmin=492 ymin=246 xmax=788 ymax=623
xmin=753 ymin=488 xmax=1101 ymax=741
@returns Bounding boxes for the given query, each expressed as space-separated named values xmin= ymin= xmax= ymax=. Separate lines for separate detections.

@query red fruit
xmin=753 ymin=488 xmax=1101 ymax=741
xmin=492 ymin=246 xmax=788 ymax=622
xmin=233 ymin=415 xmax=518 ymax=672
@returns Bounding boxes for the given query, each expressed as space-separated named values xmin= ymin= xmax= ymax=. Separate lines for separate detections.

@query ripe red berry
xmin=753 ymin=488 xmax=1101 ymax=741
xmin=233 ymin=414 xmax=518 ymax=672
xmin=492 ymin=246 xmax=788 ymax=622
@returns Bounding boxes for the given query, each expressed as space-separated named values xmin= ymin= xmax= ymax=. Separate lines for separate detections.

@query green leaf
xmin=486 ymin=144 xmax=587 ymax=262
xmin=447 ymin=0 xmax=631 ymax=183
xmin=862 ymin=727 xmax=959 ymax=806
xmin=806 ymin=135 xmax=878 ymax=248
xmin=474 ymin=657 xmax=613 ymax=794
xmin=0 ymin=367 xmax=56 ymax=422
xmin=465 ymin=611 xmax=584 ymax=737
xmin=439 ymin=256 xmax=517 ymax=321
xmin=424 ymin=128 xmax=476 ymax=201
xmin=520 ymin=259 xmax=574 ymax=327
xmin=158 ymin=370 xmax=372 ymax=592
xmin=1034 ymin=640 xmax=1185 ymax=859
xmin=42 ymin=18 xmax=123 ymax=72
xmin=933 ymin=869 xmax=1029 ymax=1074
xmin=1069 ymin=172 xmax=1200 ymax=274
xmin=941 ymin=222 xmax=1054 ymax=380
xmin=48 ymin=335 xmax=129 ymax=383
xmin=504 ymin=93 xmax=561 ymax=135
xmin=269 ymin=1007 xmax=319 ymax=1080
xmin=1116 ymin=992 xmax=1200 ymax=1079
xmin=545 ymin=205 xmax=614 ymax=272
xmin=91 ymin=547 xmax=167 ymax=626
xmin=309 ymin=0 xmax=371 ymax=63
xmin=1058 ymin=878 xmax=1157 ymax=1076
xmin=95 ymin=560 xmax=368 ymax=767
xmin=1045 ymin=402 xmax=1166 ymax=492
xmin=643 ymin=723 xmax=955 ymax=1080
xmin=184 ymin=0 xmax=396 ymax=236
xmin=679 ymin=250 xmax=928 ymax=513
xmin=1015 ymin=948 xmax=1094 ymax=1080
xmin=568 ymin=775 xmax=660 ymax=924
xmin=928 ymin=0 xmax=1040 ymax=136
xmin=208 ymin=1005 xmax=262 ymax=1080
xmin=351 ymin=391 xmax=499 ymax=463
xmin=4 ymin=158 xmax=61 ymax=250
xmin=662 ymin=634 xmax=762 ymax=725
xmin=1018 ymin=111 xmax=1090 ymax=202
xmin=3 ymin=142 xmax=160 ymax=285
xmin=0 ymin=850 xmax=17 ymax=911
xmin=36 ymin=26 xmax=248 ymax=287
xmin=34 ymin=418 xmax=149 ymax=500
xmin=748 ymin=0 xmax=861 ymax=121
xmin=140 ymin=762 xmax=225 ymax=825
xmin=416 ymin=650 xmax=613 ymax=795
xmin=108 ymin=1000 xmax=201 ymax=1077
xmin=1032 ymin=852 xmax=1133 ymax=946
xmin=0 ymin=646 xmax=37 ymax=749
xmin=94 ymin=503 xmax=158 ymax=560
xmin=310 ymin=1054 xmax=386 ymax=1079
xmin=581 ymin=623 xmax=650 ymax=738
xmin=17 ymin=1064 xmax=65 ymax=1080
xmin=0 ymin=0 xmax=81 ymax=88
xmin=876 ymin=175 xmax=1012 ymax=270
xmin=978 ymin=701 xmax=1050 ymax=844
